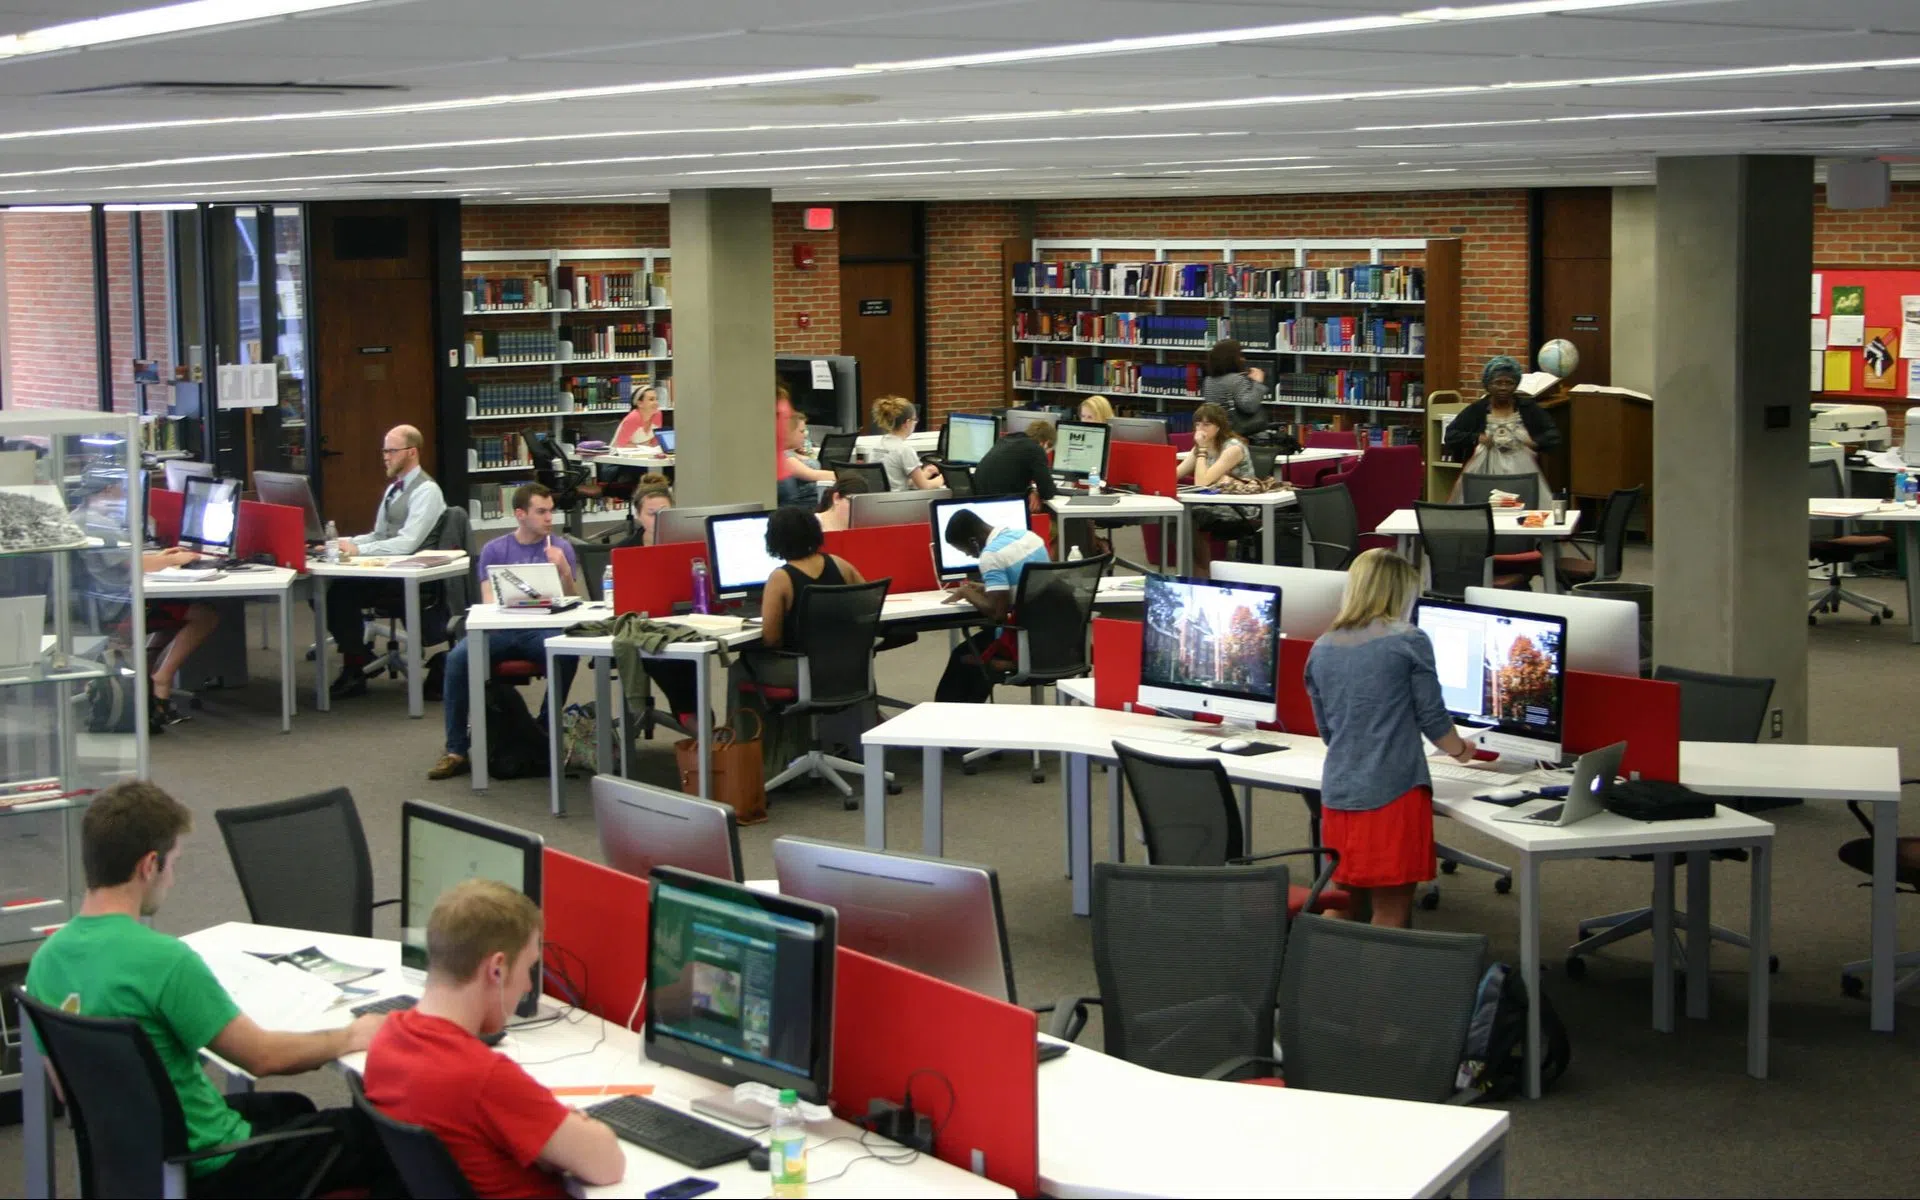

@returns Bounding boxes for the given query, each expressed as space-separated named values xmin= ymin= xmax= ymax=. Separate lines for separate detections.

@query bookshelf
xmin=459 ymin=247 xmax=672 ymax=532
xmin=1006 ymin=237 xmax=1460 ymax=456
xmin=1425 ymin=391 xmax=1467 ymax=501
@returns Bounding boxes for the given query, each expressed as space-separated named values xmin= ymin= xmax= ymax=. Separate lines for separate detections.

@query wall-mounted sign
xmin=1571 ymin=315 xmax=1599 ymax=328
xmin=358 ymin=345 xmax=391 ymax=355
xmin=858 ymin=299 xmax=891 ymax=317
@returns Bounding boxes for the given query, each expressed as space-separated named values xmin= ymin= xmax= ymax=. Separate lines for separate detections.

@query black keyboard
xmin=584 ymin=1095 xmax=758 ymax=1169
xmin=350 ymin=994 xmax=419 ymax=1018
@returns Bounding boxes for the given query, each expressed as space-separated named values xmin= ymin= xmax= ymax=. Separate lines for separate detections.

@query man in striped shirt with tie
xmin=327 ymin=425 xmax=446 ymax=698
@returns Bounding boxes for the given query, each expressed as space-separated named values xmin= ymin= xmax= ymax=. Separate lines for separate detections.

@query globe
xmin=1538 ymin=338 xmax=1579 ymax=378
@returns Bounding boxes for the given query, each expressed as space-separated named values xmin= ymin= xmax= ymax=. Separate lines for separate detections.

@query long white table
xmin=309 ymin=554 xmax=471 ymax=718
xmin=1047 ymin=493 xmax=1189 ymax=575
xmin=588 ymin=450 xmax=676 ymax=471
xmin=1810 ymin=496 xmax=1919 ymax=642
xmin=1177 ymin=487 xmax=1297 ymax=565
xmin=1372 ymin=507 xmax=1583 ymax=593
xmin=145 ymin=565 xmax=299 ymax=732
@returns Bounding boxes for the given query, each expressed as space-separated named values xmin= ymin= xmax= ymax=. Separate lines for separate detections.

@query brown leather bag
xmin=675 ymin=707 xmax=768 ymax=825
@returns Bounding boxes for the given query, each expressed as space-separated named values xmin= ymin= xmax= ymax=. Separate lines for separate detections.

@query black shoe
xmin=150 ymin=695 xmax=187 ymax=729
xmin=330 ymin=666 xmax=369 ymax=699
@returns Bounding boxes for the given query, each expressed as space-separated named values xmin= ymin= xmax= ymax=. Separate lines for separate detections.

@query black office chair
xmin=1413 ymin=501 xmax=1533 ymax=598
xmin=530 ymin=432 xmax=598 ymax=539
xmin=1112 ymin=741 xmax=1342 ymax=915
xmin=934 ymin=461 xmax=975 ymax=496
xmin=12 ymin=986 xmax=344 ymax=1200
xmin=835 ymin=461 xmax=889 ymax=494
xmin=961 ymin=555 xmax=1110 ymax=783
xmin=1293 ymin=482 xmax=1360 ymax=569
xmin=215 ymin=787 xmax=399 ymax=938
xmin=348 ymin=1074 xmax=478 ymax=1200
xmin=1838 ymin=789 xmax=1920 ymax=1001
xmin=1556 ymin=485 xmax=1641 ymax=588
xmin=368 ymin=506 xmax=474 ymax=683
xmin=740 ymin=578 xmax=893 ymax=808
xmin=818 ymin=432 xmax=860 ymax=468
xmin=1460 ymin=472 xmax=1541 ymax=508
xmin=1808 ymin=459 xmax=1895 ymax=625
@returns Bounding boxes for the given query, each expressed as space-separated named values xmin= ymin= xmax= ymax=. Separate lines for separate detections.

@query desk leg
xmin=314 ymin=575 xmax=331 ymax=713
xmin=1871 ymin=798 xmax=1898 ymax=1031
xmin=546 ymin=643 xmax=565 ymax=817
xmin=1749 ymin=839 xmax=1772 ymax=1080
xmin=21 ymin=997 xmax=53 ymax=1199
xmin=922 ymin=745 xmax=944 ymax=855
xmin=1108 ymin=764 xmax=1125 ymax=865
xmin=1518 ymin=853 xmax=1543 ymax=1100
xmin=593 ymin=659 xmax=613 ymax=776
xmin=1466 ymin=1142 xmax=1507 ymax=1200
xmin=1261 ymin=505 xmax=1277 ymax=565
xmin=1906 ymin=523 xmax=1920 ymax=645
xmin=1686 ymin=849 xmax=1711 ymax=1021
xmin=1539 ymin=538 xmax=1559 ymax=594
xmin=278 ymin=591 xmax=293 ymax=732
xmin=403 ymin=578 xmax=424 ymax=718
xmin=1652 ymin=852 xmax=1675 ymax=1033
xmin=695 ymin=654 xmax=711 ymax=800
xmin=1055 ymin=512 xmax=1068 ymax=561
xmin=1178 ymin=508 xmax=1194 ymax=577
xmin=864 ymin=746 xmax=887 ymax=848
xmin=1069 ymin=752 xmax=1092 ymax=917
xmin=470 ymin=628 xmax=491 ymax=792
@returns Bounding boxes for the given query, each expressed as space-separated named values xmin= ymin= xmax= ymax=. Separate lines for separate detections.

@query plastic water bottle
xmin=324 ymin=520 xmax=340 ymax=563
xmin=600 ymin=563 xmax=614 ymax=606
xmin=769 ymin=1089 xmax=807 ymax=1198
xmin=691 ymin=558 xmax=712 ymax=614
xmin=1087 ymin=469 xmax=1104 ymax=496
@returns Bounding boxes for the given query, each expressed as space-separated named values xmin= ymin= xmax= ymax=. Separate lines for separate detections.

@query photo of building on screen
xmin=1143 ymin=582 xmax=1276 ymax=696
xmin=1484 ymin=620 xmax=1562 ymax=729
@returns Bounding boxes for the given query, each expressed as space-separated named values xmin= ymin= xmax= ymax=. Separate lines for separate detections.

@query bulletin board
xmin=1810 ymin=266 xmax=1920 ymax=400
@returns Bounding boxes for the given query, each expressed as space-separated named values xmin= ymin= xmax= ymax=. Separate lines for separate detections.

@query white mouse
xmin=1484 ymin=788 xmax=1529 ymax=803
xmin=1216 ymin=738 xmax=1252 ymax=753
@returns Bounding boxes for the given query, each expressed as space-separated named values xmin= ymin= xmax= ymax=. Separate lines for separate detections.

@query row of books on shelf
xmin=1013 ymin=355 xmax=1204 ymax=397
xmin=471 ymin=488 xmax=630 ymax=524
xmin=462 ymin=268 xmax=671 ymax=313
xmin=462 ymin=325 xmax=671 ymax=364
xmin=468 ymin=384 xmax=651 ymax=418
xmin=568 ymin=320 xmax=668 ymax=358
xmin=1264 ymin=421 xmax=1422 ymax=447
xmin=1014 ymin=309 xmax=1230 ymax=348
xmin=1012 ymin=260 xmax=1426 ymax=301
xmin=565 ymin=374 xmax=666 ymax=409
xmin=472 ymin=433 xmax=536 ymax=469
xmin=1275 ymin=315 xmax=1424 ymax=356
xmin=1269 ymin=369 xmax=1425 ymax=408
xmin=464 ymin=274 xmax=551 ymax=311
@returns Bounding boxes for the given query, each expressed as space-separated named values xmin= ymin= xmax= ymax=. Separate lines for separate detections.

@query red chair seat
xmin=1557 ymin=554 xmax=1596 ymax=582
xmin=1491 ymin=573 xmax=1534 ymax=590
xmin=495 ymin=659 xmax=543 ymax=681
xmin=1493 ymin=549 xmax=1542 ymax=570
xmin=1291 ymin=884 xmax=1351 ymax=915
xmin=1813 ymin=535 xmax=1893 ymax=562
xmin=739 ymin=680 xmax=798 ymax=703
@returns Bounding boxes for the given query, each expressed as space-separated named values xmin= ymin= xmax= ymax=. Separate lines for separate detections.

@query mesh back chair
xmin=831 ymin=460 xmax=889 ymax=495
xmin=349 ymin=1074 xmax=477 ymax=1200
xmin=1460 ymin=472 xmax=1542 ymax=507
xmin=934 ymin=461 xmax=975 ymax=496
xmin=741 ymin=578 xmax=892 ymax=805
xmin=1414 ymin=501 xmax=1533 ymax=597
xmin=1275 ymin=915 xmax=1487 ymax=1101
xmin=1293 ymin=483 xmax=1360 ymax=569
xmin=1112 ymin=741 xmax=1344 ymax=915
xmin=530 ymin=433 xmax=598 ymax=538
xmin=13 ymin=987 xmax=343 ymax=1200
xmin=215 ymin=788 xmax=397 ymax=938
xmin=961 ymin=555 xmax=1110 ymax=783
xmin=1557 ymin=485 xmax=1641 ymax=588
xmin=1808 ymin=460 xmax=1895 ymax=624
xmin=818 ymin=432 xmax=859 ymax=467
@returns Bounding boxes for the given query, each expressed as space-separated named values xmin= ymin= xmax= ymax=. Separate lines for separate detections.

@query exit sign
xmin=803 ymin=207 xmax=835 ymax=231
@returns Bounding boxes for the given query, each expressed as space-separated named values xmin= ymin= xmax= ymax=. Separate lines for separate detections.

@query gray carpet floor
xmin=6 ymin=544 xmax=1919 ymax=1197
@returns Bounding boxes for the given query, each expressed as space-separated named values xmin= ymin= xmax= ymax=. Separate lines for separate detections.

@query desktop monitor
xmin=772 ymin=837 xmax=1015 ymax=1004
xmin=1052 ymin=420 xmax=1110 ymax=480
xmin=929 ymin=495 xmax=1032 ymax=579
xmin=1211 ymin=562 xmax=1346 ymax=641
xmin=178 ymin=477 xmax=239 ymax=553
xmin=1464 ymin=586 xmax=1640 ymax=678
xmin=593 ymin=777 xmax=742 ymax=883
xmin=1139 ymin=574 xmax=1281 ymax=725
xmin=252 ymin=469 xmax=325 ymax=541
xmin=1107 ymin=416 xmax=1169 ymax=445
xmin=400 ymin=800 xmax=545 ymax=1016
xmin=944 ymin=413 xmax=1001 ymax=466
xmin=163 ymin=459 xmax=214 ymax=492
xmin=1002 ymin=408 xmax=1058 ymax=438
xmin=646 ymin=865 xmax=837 ymax=1103
xmin=847 ymin=488 xmax=947 ymax=530
xmin=655 ymin=502 xmax=762 ymax=547
xmin=705 ymin=511 xmax=782 ymax=600
xmin=1413 ymin=596 xmax=1568 ymax=761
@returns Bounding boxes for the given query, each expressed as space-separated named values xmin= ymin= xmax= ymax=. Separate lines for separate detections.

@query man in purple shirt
xmin=429 ymin=483 xmax=583 ymax=780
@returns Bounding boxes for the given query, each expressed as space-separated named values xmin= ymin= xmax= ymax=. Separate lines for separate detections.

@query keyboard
xmin=584 ymin=1095 xmax=759 ymax=1169
xmin=350 ymin=994 xmax=418 ymax=1018
xmin=1064 ymin=494 xmax=1123 ymax=507
xmin=1428 ymin=760 xmax=1538 ymax=785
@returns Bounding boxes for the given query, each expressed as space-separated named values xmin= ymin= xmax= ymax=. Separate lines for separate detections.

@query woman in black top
xmin=1441 ymin=355 xmax=1561 ymax=499
xmin=758 ymin=506 xmax=866 ymax=651
xmin=1202 ymin=338 xmax=1269 ymax=439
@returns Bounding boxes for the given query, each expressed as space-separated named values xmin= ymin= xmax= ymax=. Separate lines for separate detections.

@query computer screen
xmin=400 ymin=801 xmax=545 ymax=1013
xmin=1462 ymin=586 xmax=1640 ymax=678
xmin=655 ymin=503 xmax=761 ymax=547
xmin=593 ymin=777 xmax=742 ymax=883
xmin=655 ymin=427 xmax=676 ymax=454
xmin=252 ymin=469 xmax=324 ymax=541
xmin=944 ymin=414 xmax=999 ymax=465
xmin=706 ymin=511 xmax=782 ymax=598
xmin=1002 ymin=408 xmax=1057 ymax=437
xmin=929 ymin=495 xmax=1033 ymax=578
xmin=646 ymin=866 xmax=837 ymax=1102
xmin=1139 ymin=574 xmax=1281 ymax=724
xmin=163 ymin=459 xmax=214 ymax=492
xmin=1413 ymin=597 xmax=1567 ymax=759
xmin=179 ymin=478 xmax=238 ymax=552
xmin=1052 ymin=420 xmax=1110 ymax=479
xmin=1107 ymin=416 xmax=1169 ymax=445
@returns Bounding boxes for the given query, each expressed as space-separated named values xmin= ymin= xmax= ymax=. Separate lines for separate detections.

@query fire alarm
xmin=796 ymin=312 xmax=812 ymax=329
xmin=803 ymin=206 xmax=835 ymax=232
xmin=792 ymin=242 xmax=816 ymax=270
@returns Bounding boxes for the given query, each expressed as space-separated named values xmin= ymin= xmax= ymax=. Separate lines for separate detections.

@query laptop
xmin=487 ymin=563 xmax=569 ymax=608
xmin=654 ymin=428 xmax=676 ymax=454
xmin=1494 ymin=741 xmax=1627 ymax=827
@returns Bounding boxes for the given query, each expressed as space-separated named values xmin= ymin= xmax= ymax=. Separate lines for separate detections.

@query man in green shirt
xmin=26 ymin=780 xmax=394 ymax=1197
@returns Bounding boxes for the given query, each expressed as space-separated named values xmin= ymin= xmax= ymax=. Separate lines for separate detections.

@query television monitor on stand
xmin=400 ymin=800 xmax=545 ymax=1016
xmin=1106 ymin=416 xmax=1169 ymax=445
xmin=1051 ymin=420 xmax=1111 ymax=482
xmin=1138 ymin=574 xmax=1282 ymax=727
xmin=1211 ymin=562 xmax=1346 ymax=641
xmin=178 ymin=477 xmax=239 ymax=555
xmin=1413 ymin=596 xmax=1568 ymax=762
xmin=1002 ymin=408 xmax=1060 ymax=437
xmin=654 ymin=502 xmax=762 ymax=547
xmin=252 ymin=469 xmax=325 ymax=542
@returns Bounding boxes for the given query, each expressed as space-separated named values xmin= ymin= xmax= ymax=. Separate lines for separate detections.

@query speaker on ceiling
xmin=1826 ymin=160 xmax=1890 ymax=210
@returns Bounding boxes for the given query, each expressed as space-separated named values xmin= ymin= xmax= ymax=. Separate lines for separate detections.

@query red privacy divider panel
xmin=235 ymin=500 xmax=306 ymax=571
xmin=824 ymin=522 xmax=939 ymax=593
xmin=541 ymin=847 xmax=650 ymax=1025
xmin=1092 ymin=616 xmax=1318 ymax=736
xmin=1276 ymin=637 xmax=1318 ymax=737
xmin=148 ymin=486 xmax=183 ymax=546
xmin=1107 ymin=441 xmax=1177 ymax=497
xmin=1564 ymin=669 xmax=1679 ymax=783
xmin=1029 ymin=510 xmax=1053 ymax=549
xmin=611 ymin=542 xmax=704 ymax=616
xmin=830 ymin=948 xmax=1038 ymax=1197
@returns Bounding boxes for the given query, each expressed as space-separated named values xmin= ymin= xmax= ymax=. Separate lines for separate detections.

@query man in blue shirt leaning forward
xmin=934 ymin=507 xmax=1052 ymax=704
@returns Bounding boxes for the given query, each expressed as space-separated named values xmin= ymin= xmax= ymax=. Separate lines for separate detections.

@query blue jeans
xmin=444 ymin=628 xmax=579 ymax=757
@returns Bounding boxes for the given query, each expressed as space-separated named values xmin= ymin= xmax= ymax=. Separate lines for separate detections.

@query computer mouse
xmin=746 ymin=1146 xmax=770 ymax=1172
xmin=1216 ymin=738 xmax=1252 ymax=753
xmin=1485 ymin=788 xmax=1529 ymax=803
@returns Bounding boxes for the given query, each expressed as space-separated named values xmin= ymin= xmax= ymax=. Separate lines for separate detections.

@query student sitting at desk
xmin=814 ymin=472 xmax=871 ymax=534
xmin=1303 ymin=549 xmax=1478 ymax=929
xmin=612 ymin=383 xmax=664 ymax=450
xmin=757 ymin=506 xmax=867 ymax=656
xmin=363 ymin=879 xmax=624 ymax=1199
xmin=870 ymin=395 xmax=944 ymax=492
xmin=625 ymin=475 xmax=674 ymax=545
xmin=1177 ymin=403 xmax=1258 ymax=578
xmin=611 ymin=480 xmax=700 ymax=722
xmin=26 ymin=781 xmax=395 ymax=1198
xmin=934 ymin=507 xmax=1050 ymax=704
xmin=328 ymin=424 xmax=447 ymax=699
xmin=429 ymin=483 xmax=583 ymax=781
xmin=972 ymin=417 xmax=1056 ymax=511
xmin=776 ymin=407 xmax=838 ymax=508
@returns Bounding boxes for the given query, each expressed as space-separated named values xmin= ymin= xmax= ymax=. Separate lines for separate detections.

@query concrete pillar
xmin=669 ymin=188 xmax=775 ymax=508
xmin=1652 ymin=156 xmax=1811 ymax=741
xmin=1609 ymin=186 xmax=1655 ymax=393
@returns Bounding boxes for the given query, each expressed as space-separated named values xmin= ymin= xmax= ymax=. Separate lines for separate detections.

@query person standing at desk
xmin=1202 ymin=338 xmax=1269 ymax=439
xmin=972 ymin=418 xmax=1057 ymax=511
xmin=328 ymin=424 xmax=446 ymax=698
xmin=934 ymin=507 xmax=1050 ymax=703
xmin=1303 ymin=549 xmax=1478 ymax=929
xmin=1441 ymin=355 xmax=1560 ymax=500
xmin=429 ymin=483 xmax=583 ymax=781
xmin=870 ymin=395 xmax=944 ymax=492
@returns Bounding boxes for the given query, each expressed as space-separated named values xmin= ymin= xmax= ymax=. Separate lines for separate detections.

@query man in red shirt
xmin=362 ymin=880 xmax=624 ymax=1197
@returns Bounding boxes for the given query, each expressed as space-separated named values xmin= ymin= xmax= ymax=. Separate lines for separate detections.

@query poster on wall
xmin=1831 ymin=284 xmax=1866 ymax=315
xmin=1909 ymin=359 xmax=1920 ymax=400
xmin=1813 ymin=273 xmax=1823 ymax=315
xmin=1903 ymin=296 xmax=1920 ymax=348
xmin=1828 ymin=314 xmax=1866 ymax=347
xmin=1812 ymin=351 xmax=1825 ymax=390
xmin=1864 ymin=329 xmax=1899 ymax=390
xmin=1824 ymin=350 xmax=1853 ymax=392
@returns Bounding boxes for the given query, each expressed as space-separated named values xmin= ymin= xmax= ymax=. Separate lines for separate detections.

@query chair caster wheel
xmin=843 ymin=796 xmax=860 ymax=811
xmin=1883 ymin=607 xmax=1895 ymax=618
xmin=1842 ymin=972 xmax=1865 ymax=999
xmin=1564 ymin=955 xmax=1588 ymax=981
xmin=1439 ymin=859 xmax=1459 ymax=875
xmin=961 ymin=762 xmax=978 ymax=776
xmin=1871 ymin=615 xmax=1882 ymax=626
xmin=1808 ymin=615 xmax=1818 ymax=626
xmin=1494 ymin=876 xmax=1512 ymax=895
xmin=886 ymin=780 xmax=903 ymax=797
xmin=1419 ymin=888 xmax=1440 ymax=911
xmin=1030 ymin=769 xmax=1046 ymax=784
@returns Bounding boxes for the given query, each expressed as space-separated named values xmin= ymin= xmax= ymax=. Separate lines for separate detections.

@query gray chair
xmin=818 ymin=431 xmax=859 ymax=467
xmin=1556 ymin=485 xmax=1641 ymax=587
xmin=1413 ymin=501 xmax=1533 ymax=598
xmin=1808 ymin=459 xmax=1895 ymax=624
xmin=349 ymin=1074 xmax=477 ymax=1199
xmin=963 ymin=555 xmax=1111 ymax=783
xmin=1460 ymin=472 xmax=1541 ymax=507
xmin=933 ymin=461 xmax=975 ymax=496
xmin=215 ymin=788 xmax=398 ymax=938
xmin=836 ymin=461 xmax=890 ymax=494
xmin=1293 ymin=483 xmax=1359 ymax=569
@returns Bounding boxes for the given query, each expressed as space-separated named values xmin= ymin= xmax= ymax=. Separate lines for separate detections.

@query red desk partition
xmin=148 ymin=486 xmax=183 ymax=546
xmin=1029 ymin=510 xmax=1053 ymax=550
xmin=830 ymin=948 xmax=1038 ymax=1197
xmin=611 ymin=542 xmax=704 ymax=616
xmin=540 ymin=847 xmax=650 ymax=1025
xmin=1564 ymin=669 xmax=1680 ymax=783
xmin=234 ymin=500 xmax=306 ymax=570
xmin=1092 ymin=615 xmax=1317 ymax=735
xmin=823 ymin=523 xmax=939 ymax=593
xmin=1276 ymin=637 xmax=1318 ymax=736
xmin=1108 ymin=442 xmax=1177 ymax=497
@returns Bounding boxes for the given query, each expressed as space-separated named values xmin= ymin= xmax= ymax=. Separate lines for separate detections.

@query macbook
xmin=487 ymin=562 xmax=567 ymax=607
xmin=1494 ymin=741 xmax=1627 ymax=827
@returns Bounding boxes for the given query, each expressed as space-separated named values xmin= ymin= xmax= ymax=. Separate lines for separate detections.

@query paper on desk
xmin=150 ymin=567 xmax=221 ymax=581
xmin=196 ymin=947 xmax=347 ymax=1030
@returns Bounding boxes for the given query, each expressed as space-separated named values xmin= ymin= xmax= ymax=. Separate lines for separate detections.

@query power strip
xmin=859 ymin=1098 xmax=935 ymax=1154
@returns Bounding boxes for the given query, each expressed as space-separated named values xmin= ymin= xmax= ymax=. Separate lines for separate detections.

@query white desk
xmin=589 ymin=450 xmax=676 ymax=471
xmin=464 ymin=600 xmax=615 ymax=794
xmin=145 ymin=565 xmax=299 ymax=732
xmin=1372 ymin=507 xmax=1583 ymax=593
xmin=308 ymin=555 xmax=471 ymax=718
xmin=1047 ymin=493 xmax=1189 ymax=575
xmin=1177 ymin=487 xmax=1297 ymax=565
xmin=1810 ymin=497 xmax=1919 ymax=642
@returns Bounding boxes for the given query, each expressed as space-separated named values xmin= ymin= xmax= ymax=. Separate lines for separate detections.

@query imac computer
xmin=400 ymin=800 xmax=545 ymax=1015
xmin=655 ymin=502 xmax=761 ymax=547
xmin=928 ymin=495 xmax=1032 ymax=580
xmin=1051 ymin=420 xmax=1111 ymax=481
xmin=1463 ymin=586 xmax=1640 ymax=678
xmin=1138 ymin=574 xmax=1282 ymax=726
xmin=646 ymin=866 xmax=837 ymax=1103
xmin=163 ymin=459 xmax=214 ymax=492
xmin=704 ymin=511 xmax=782 ymax=601
xmin=1106 ymin=416 xmax=1169 ymax=445
xmin=847 ymin=488 xmax=947 ymax=530
xmin=178 ymin=477 xmax=239 ymax=555
xmin=252 ymin=469 xmax=325 ymax=541
xmin=1413 ymin=597 xmax=1568 ymax=761
xmin=1211 ymin=562 xmax=1347 ymax=641
xmin=593 ymin=776 xmax=742 ymax=883
xmin=773 ymin=836 xmax=1015 ymax=1003
xmin=943 ymin=413 xmax=1000 ymax=466
xmin=1002 ymin=408 xmax=1059 ymax=437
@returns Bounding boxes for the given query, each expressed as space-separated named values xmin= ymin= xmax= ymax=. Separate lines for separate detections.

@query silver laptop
xmin=1494 ymin=741 xmax=1626 ymax=827
xmin=487 ymin=562 xmax=565 ymax=607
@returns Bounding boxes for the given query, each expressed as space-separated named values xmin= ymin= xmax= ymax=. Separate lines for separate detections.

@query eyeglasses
xmin=380 ymin=447 xmax=408 ymax=456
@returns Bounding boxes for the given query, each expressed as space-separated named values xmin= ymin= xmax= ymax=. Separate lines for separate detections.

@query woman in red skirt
xmin=1303 ymin=549 xmax=1477 ymax=927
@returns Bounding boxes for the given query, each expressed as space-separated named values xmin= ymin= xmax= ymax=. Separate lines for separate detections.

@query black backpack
xmin=484 ymin=680 xmax=550 ymax=779
xmin=1456 ymin=962 xmax=1570 ymax=1100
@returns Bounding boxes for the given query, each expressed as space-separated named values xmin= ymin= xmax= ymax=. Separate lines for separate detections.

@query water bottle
xmin=600 ymin=563 xmax=614 ymax=606
xmin=324 ymin=520 xmax=340 ymax=563
xmin=691 ymin=558 xmax=712 ymax=614
xmin=1087 ymin=469 xmax=1104 ymax=496
xmin=769 ymin=1089 xmax=807 ymax=1198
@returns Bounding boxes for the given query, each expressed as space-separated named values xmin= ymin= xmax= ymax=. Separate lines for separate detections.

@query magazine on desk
xmin=256 ymin=945 xmax=383 ymax=987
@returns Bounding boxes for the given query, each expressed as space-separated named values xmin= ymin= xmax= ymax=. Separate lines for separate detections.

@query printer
xmin=1811 ymin=403 xmax=1892 ymax=451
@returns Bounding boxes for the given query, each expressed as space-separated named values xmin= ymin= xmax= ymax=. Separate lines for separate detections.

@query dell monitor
xmin=646 ymin=866 xmax=837 ymax=1103
xmin=178 ymin=477 xmax=239 ymax=554
xmin=400 ymin=800 xmax=545 ymax=1015
xmin=772 ymin=837 xmax=1015 ymax=1003
xmin=252 ymin=469 xmax=324 ymax=541
xmin=593 ymin=777 xmax=742 ymax=883
xmin=655 ymin=502 xmax=761 ymax=547
xmin=163 ymin=459 xmax=214 ymax=492
xmin=929 ymin=495 xmax=1033 ymax=580
xmin=705 ymin=511 xmax=782 ymax=601
xmin=1139 ymin=574 xmax=1281 ymax=725
xmin=1211 ymin=562 xmax=1346 ymax=641
xmin=1413 ymin=596 xmax=1568 ymax=761
xmin=1107 ymin=416 xmax=1169 ymax=445
xmin=944 ymin=413 xmax=1000 ymax=466
xmin=1052 ymin=420 xmax=1111 ymax=481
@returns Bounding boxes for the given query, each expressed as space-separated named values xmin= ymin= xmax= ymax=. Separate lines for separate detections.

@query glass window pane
xmin=0 ymin=209 xmax=102 ymax=411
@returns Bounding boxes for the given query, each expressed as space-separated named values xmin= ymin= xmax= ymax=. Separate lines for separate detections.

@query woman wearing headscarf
xmin=1442 ymin=355 xmax=1560 ymax=499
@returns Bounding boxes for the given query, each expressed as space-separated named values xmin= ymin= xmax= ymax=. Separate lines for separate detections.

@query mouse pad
xmin=1215 ymin=742 xmax=1287 ymax=756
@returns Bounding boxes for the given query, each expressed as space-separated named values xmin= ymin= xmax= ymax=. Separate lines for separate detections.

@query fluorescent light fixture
xmin=1 ymin=204 xmax=89 ymax=212
xmin=678 ymin=158 xmax=964 ymax=176
xmin=1358 ymin=98 xmax=1920 ymax=132
xmin=103 ymin=202 xmax=196 ymax=211
xmin=1137 ymin=156 xmax=1317 ymax=167
xmin=0 ymin=0 xmax=374 ymax=61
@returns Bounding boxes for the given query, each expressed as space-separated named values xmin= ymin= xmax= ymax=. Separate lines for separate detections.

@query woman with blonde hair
xmin=870 ymin=395 xmax=944 ymax=492
xmin=1077 ymin=394 xmax=1114 ymax=424
xmin=1303 ymin=549 xmax=1477 ymax=928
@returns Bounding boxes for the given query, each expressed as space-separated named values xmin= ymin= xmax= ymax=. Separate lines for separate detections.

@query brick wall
xmin=925 ymin=201 xmax=1024 ymax=420
xmin=1 ymin=212 xmax=101 ymax=411
xmin=769 ymin=204 xmax=839 ymax=356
